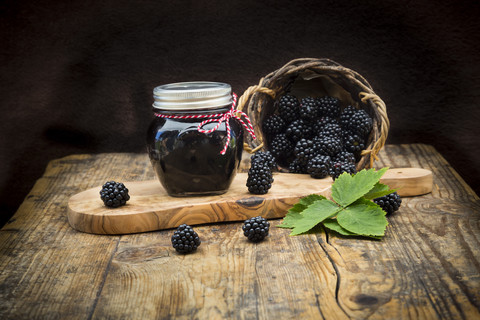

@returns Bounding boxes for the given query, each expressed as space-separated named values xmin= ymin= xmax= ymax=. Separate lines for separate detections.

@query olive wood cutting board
xmin=67 ymin=167 xmax=432 ymax=235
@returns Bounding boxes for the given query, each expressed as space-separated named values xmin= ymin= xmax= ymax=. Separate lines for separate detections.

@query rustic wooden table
xmin=1 ymin=144 xmax=479 ymax=319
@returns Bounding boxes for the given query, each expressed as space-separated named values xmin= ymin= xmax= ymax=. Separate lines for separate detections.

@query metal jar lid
xmin=153 ymin=81 xmax=232 ymax=110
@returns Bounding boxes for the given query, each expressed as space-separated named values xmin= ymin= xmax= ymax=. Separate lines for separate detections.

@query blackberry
xmin=313 ymin=116 xmax=339 ymax=134
xmin=285 ymin=119 xmax=313 ymax=142
xmin=313 ymin=135 xmax=343 ymax=157
xmin=251 ymin=151 xmax=277 ymax=170
xmin=330 ymin=162 xmax=357 ymax=180
xmin=340 ymin=106 xmax=373 ymax=138
xmin=171 ymin=224 xmax=201 ymax=254
xmin=333 ymin=150 xmax=356 ymax=165
xmin=100 ymin=181 xmax=130 ymax=208
xmin=373 ymin=192 xmax=402 ymax=215
xmin=263 ymin=115 xmax=286 ymax=136
xmin=288 ymin=158 xmax=308 ymax=173
xmin=307 ymin=155 xmax=332 ymax=179
xmin=277 ymin=94 xmax=300 ymax=123
xmin=270 ymin=133 xmax=294 ymax=163
xmin=242 ymin=216 xmax=270 ymax=242
xmin=342 ymin=132 xmax=366 ymax=159
xmin=294 ymin=139 xmax=316 ymax=165
xmin=246 ymin=163 xmax=274 ymax=194
xmin=317 ymin=96 xmax=341 ymax=118
xmin=317 ymin=123 xmax=342 ymax=139
xmin=299 ymin=97 xmax=319 ymax=121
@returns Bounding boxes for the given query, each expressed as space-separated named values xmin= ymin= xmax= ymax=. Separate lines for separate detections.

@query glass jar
xmin=147 ymin=81 xmax=244 ymax=196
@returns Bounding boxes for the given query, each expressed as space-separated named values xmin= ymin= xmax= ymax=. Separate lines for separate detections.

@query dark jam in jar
xmin=147 ymin=82 xmax=243 ymax=196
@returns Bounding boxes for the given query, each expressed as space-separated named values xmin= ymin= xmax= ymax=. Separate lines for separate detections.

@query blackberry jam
xmin=147 ymin=82 xmax=244 ymax=196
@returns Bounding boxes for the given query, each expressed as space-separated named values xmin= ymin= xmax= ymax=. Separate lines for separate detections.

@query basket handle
xmin=359 ymin=92 xmax=390 ymax=168
xmin=237 ymin=78 xmax=277 ymax=153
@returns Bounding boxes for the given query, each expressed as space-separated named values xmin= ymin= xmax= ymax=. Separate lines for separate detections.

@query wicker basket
xmin=237 ymin=58 xmax=389 ymax=170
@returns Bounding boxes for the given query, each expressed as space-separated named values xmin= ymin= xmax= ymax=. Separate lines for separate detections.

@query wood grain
xmin=0 ymin=144 xmax=479 ymax=319
xmin=67 ymin=168 xmax=432 ymax=235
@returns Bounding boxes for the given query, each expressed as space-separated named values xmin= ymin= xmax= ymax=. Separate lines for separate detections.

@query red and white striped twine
xmin=155 ymin=93 xmax=256 ymax=155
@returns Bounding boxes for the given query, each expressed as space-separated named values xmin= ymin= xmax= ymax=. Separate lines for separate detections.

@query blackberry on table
xmin=242 ymin=216 xmax=270 ymax=242
xmin=251 ymin=151 xmax=277 ymax=170
xmin=100 ymin=181 xmax=130 ymax=208
xmin=299 ymin=97 xmax=319 ymax=121
xmin=171 ymin=224 xmax=201 ymax=254
xmin=277 ymin=94 xmax=300 ymax=123
xmin=246 ymin=163 xmax=274 ymax=195
xmin=294 ymin=139 xmax=316 ymax=165
xmin=285 ymin=119 xmax=312 ymax=142
xmin=263 ymin=114 xmax=286 ymax=137
xmin=374 ymin=192 xmax=402 ymax=215
xmin=270 ymin=133 xmax=294 ymax=163
xmin=330 ymin=161 xmax=357 ymax=180
xmin=307 ymin=154 xmax=332 ymax=179
xmin=313 ymin=135 xmax=343 ymax=157
xmin=317 ymin=96 xmax=341 ymax=118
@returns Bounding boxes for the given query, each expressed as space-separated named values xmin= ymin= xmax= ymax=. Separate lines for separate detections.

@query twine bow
xmin=155 ymin=93 xmax=256 ymax=155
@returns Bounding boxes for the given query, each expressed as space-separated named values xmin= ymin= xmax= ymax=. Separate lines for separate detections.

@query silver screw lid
xmin=153 ymin=81 xmax=232 ymax=110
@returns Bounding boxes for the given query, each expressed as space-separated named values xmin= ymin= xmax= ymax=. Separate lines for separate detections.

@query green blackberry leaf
xmin=331 ymin=168 xmax=388 ymax=207
xmin=363 ymin=182 xmax=397 ymax=200
xmin=277 ymin=194 xmax=326 ymax=228
xmin=290 ymin=199 xmax=341 ymax=236
xmin=323 ymin=218 xmax=356 ymax=236
xmin=336 ymin=201 xmax=388 ymax=236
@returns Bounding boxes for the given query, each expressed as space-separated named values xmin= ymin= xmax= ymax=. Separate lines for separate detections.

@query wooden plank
xmin=66 ymin=168 xmax=432 ymax=234
xmin=0 ymin=144 xmax=479 ymax=319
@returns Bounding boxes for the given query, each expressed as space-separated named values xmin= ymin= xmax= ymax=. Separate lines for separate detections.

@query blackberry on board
xmin=246 ymin=163 xmax=274 ymax=195
xmin=317 ymin=96 xmax=341 ymax=118
xmin=263 ymin=114 xmax=286 ymax=137
xmin=277 ymin=94 xmax=300 ymax=123
xmin=171 ymin=224 xmax=201 ymax=254
xmin=330 ymin=161 xmax=357 ymax=180
xmin=100 ymin=181 xmax=130 ymax=208
xmin=251 ymin=151 xmax=277 ymax=170
xmin=242 ymin=216 xmax=270 ymax=242
xmin=307 ymin=154 xmax=332 ymax=179
xmin=299 ymin=97 xmax=319 ymax=121
xmin=373 ymin=192 xmax=402 ymax=215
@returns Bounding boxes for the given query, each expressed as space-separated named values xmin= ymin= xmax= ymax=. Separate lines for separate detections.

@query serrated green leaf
xmin=290 ymin=199 xmax=341 ymax=236
xmin=364 ymin=182 xmax=397 ymax=200
xmin=277 ymin=194 xmax=326 ymax=228
xmin=336 ymin=202 xmax=388 ymax=236
xmin=331 ymin=168 xmax=388 ymax=207
xmin=323 ymin=218 xmax=356 ymax=236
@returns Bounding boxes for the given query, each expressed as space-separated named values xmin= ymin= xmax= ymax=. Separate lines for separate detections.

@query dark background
xmin=1 ymin=0 xmax=479 ymax=227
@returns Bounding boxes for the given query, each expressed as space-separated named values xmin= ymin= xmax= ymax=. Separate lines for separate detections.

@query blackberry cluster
xmin=247 ymin=152 xmax=275 ymax=194
xmin=263 ymin=93 xmax=374 ymax=180
xmin=171 ymin=224 xmax=201 ymax=254
xmin=100 ymin=181 xmax=130 ymax=208
xmin=373 ymin=192 xmax=402 ymax=215
xmin=242 ymin=216 xmax=270 ymax=242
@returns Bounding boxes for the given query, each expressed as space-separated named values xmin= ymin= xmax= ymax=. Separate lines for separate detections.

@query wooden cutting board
xmin=67 ymin=168 xmax=432 ymax=235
